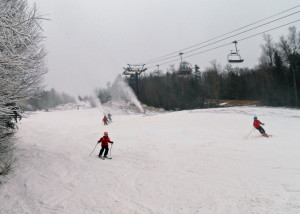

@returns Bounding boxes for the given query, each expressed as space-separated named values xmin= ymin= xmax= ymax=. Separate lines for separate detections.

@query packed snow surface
xmin=1 ymin=106 xmax=300 ymax=214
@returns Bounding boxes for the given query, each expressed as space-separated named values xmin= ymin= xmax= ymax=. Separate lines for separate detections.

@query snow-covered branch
xmin=0 ymin=0 xmax=47 ymax=179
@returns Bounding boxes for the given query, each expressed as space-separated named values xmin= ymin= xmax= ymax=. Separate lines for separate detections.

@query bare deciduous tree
xmin=277 ymin=26 xmax=300 ymax=105
xmin=259 ymin=34 xmax=276 ymax=68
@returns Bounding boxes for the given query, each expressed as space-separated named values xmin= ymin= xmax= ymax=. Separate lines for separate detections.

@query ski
xmin=104 ymin=157 xmax=112 ymax=159
xmin=98 ymin=156 xmax=112 ymax=160
xmin=262 ymin=134 xmax=272 ymax=138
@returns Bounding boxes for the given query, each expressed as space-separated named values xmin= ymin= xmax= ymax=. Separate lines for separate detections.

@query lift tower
xmin=123 ymin=64 xmax=147 ymax=98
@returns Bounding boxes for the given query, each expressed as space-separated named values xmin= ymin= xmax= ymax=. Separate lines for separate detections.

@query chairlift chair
xmin=178 ymin=61 xmax=193 ymax=75
xmin=227 ymin=41 xmax=244 ymax=63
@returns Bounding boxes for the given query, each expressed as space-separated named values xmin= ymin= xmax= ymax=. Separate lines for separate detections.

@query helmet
xmin=104 ymin=132 xmax=108 ymax=135
xmin=254 ymin=116 xmax=257 ymax=120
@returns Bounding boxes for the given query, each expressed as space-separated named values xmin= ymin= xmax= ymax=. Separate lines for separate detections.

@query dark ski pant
xmin=99 ymin=146 xmax=109 ymax=157
xmin=256 ymin=126 xmax=265 ymax=134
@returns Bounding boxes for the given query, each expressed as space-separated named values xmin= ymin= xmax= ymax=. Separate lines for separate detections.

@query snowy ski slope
xmin=1 ymin=105 xmax=300 ymax=214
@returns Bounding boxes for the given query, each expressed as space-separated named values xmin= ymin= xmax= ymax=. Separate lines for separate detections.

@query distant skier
xmin=253 ymin=116 xmax=269 ymax=137
xmin=107 ymin=113 xmax=112 ymax=122
xmin=98 ymin=132 xmax=113 ymax=158
xmin=103 ymin=115 xmax=108 ymax=125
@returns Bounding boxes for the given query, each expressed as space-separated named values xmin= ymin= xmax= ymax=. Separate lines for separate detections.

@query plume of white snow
xmin=109 ymin=75 xmax=144 ymax=113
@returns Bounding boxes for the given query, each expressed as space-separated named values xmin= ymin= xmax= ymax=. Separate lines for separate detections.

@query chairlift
xmin=227 ymin=41 xmax=244 ymax=63
xmin=178 ymin=52 xmax=192 ymax=75
xmin=178 ymin=61 xmax=193 ymax=75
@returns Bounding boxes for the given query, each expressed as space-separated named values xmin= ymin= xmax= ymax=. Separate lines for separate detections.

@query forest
xmin=27 ymin=89 xmax=75 ymax=111
xmin=134 ymin=27 xmax=300 ymax=110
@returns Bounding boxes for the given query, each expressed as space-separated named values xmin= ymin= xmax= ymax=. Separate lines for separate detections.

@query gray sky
xmin=28 ymin=0 xmax=300 ymax=96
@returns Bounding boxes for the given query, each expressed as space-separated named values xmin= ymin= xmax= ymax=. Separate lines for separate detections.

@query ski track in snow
xmin=1 ymin=106 xmax=300 ymax=213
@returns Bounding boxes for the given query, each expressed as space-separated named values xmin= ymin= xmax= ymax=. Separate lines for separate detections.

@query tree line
xmin=28 ymin=89 xmax=76 ymax=110
xmin=135 ymin=27 xmax=300 ymax=110
xmin=0 ymin=0 xmax=47 ymax=181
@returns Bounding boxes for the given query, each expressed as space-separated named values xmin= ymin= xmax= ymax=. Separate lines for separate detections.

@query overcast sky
xmin=27 ymin=0 xmax=300 ymax=96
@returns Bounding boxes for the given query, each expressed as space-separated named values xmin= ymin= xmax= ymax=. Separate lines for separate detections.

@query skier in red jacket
xmin=253 ymin=116 xmax=269 ymax=137
xmin=103 ymin=115 xmax=108 ymax=126
xmin=98 ymin=132 xmax=113 ymax=158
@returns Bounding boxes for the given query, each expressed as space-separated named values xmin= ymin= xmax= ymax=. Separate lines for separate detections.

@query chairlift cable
xmin=139 ymin=5 xmax=300 ymax=65
xmin=184 ymin=11 xmax=299 ymax=54
xmin=237 ymin=19 xmax=300 ymax=42
xmin=148 ymin=19 xmax=300 ymax=69
xmin=180 ymin=5 xmax=300 ymax=51
xmin=144 ymin=11 xmax=300 ymax=65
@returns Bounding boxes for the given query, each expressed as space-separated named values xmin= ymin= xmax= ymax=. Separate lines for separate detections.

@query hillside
xmin=1 ymin=105 xmax=300 ymax=214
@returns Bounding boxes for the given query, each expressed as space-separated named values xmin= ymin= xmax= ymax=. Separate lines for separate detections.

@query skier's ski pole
xmin=89 ymin=142 xmax=98 ymax=156
xmin=110 ymin=143 xmax=113 ymax=156
xmin=246 ymin=127 xmax=255 ymax=139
